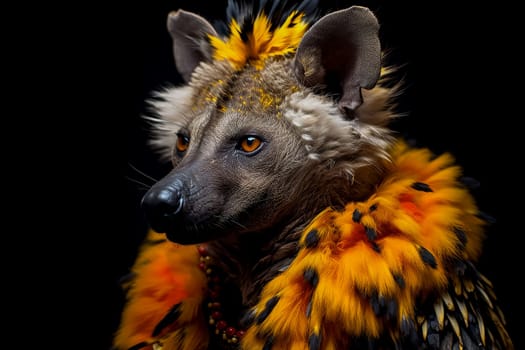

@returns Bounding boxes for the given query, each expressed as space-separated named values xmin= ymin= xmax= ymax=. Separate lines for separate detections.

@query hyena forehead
xmin=149 ymin=61 xmax=293 ymax=158
xmin=189 ymin=58 xmax=303 ymax=116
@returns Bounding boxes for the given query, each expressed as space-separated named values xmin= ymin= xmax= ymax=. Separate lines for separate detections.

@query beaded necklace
xmin=197 ymin=245 xmax=246 ymax=349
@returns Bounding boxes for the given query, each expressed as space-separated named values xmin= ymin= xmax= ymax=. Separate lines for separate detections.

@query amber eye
xmin=175 ymin=133 xmax=190 ymax=155
xmin=238 ymin=135 xmax=263 ymax=154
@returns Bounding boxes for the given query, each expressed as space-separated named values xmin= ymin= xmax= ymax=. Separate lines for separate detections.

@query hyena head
xmin=142 ymin=1 xmax=399 ymax=245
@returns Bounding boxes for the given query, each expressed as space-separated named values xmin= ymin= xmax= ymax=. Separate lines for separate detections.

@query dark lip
xmin=158 ymin=212 xmax=244 ymax=245
xmin=163 ymin=222 xmax=226 ymax=245
xmin=164 ymin=228 xmax=207 ymax=245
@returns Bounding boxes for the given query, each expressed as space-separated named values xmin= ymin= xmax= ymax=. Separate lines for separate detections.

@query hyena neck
xmin=206 ymin=217 xmax=307 ymax=308
xmin=205 ymin=165 xmax=389 ymax=309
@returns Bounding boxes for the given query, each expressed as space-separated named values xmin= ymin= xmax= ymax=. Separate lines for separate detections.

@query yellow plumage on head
xmin=209 ymin=11 xmax=309 ymax=70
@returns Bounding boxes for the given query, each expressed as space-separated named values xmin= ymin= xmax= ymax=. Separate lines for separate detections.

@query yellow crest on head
xmin=209 ymin=11 xmax=309 ymax=70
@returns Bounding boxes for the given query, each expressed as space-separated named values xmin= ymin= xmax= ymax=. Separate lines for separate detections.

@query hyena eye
xmin=237 ymin=135 xmax=263 ymax=154
xmin=175 ymin=133 xmax=190 ymax=156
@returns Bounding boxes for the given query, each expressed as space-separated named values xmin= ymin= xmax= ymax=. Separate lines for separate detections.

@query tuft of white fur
xmin=146 ymin=86 xmax=195 ymax=161
xmin=283 ymin=90 xmax=395 ymax=179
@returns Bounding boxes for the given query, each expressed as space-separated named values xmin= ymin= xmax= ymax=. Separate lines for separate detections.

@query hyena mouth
xmin=164 ymin=224 xmax=213 ymax=245
xmin=141 ymin=183 xmax=229 ymax=245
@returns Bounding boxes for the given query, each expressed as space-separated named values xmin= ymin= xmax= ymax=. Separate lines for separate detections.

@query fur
xmin=114 ymin=1 xmax=514 ymax=349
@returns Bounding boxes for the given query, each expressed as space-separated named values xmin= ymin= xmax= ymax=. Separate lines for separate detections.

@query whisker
xmin=128 ymin=163 xmax=159 ymax=184
xmin=230 ymin=219 xmax=248 ymax=230
xmin=125 ymin=176 xmax=153 ymax=191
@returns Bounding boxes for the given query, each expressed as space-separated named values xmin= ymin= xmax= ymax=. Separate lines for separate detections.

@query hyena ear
xmin=293 ymin=6 xmax=381 ymax=115
xmin=167 ymin=10 xmax=218 ymax=82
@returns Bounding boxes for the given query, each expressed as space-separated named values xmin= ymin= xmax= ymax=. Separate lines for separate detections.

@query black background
xmin=81 ymin=1 xmax=523 ymax=349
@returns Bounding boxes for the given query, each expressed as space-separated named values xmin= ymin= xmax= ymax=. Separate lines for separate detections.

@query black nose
xmin=141 ymin=185 xmax=184 ymax=233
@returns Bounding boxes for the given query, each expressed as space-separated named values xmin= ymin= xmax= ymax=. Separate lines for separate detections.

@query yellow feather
xmin=421 ymin=319 xmax=429 ymax=341
xmin=477 ymin=284 xmax=494 ymax=309
xmin=452 ymin=274 xmax=463 ymax=296
xmin=447 ymin=314 xmax=462 ymax=346
xmin=210 ymin=12 xmax=309 ymax=70
xmin=434 ymin=299 xmax=445 ymax=330
xmin=442 ymin=291 xmax=455 ymax=311
xmin=455 ymin=298 xmax=469 ymax=326
xmin=249 ymin=15 xmax=272 ymax=57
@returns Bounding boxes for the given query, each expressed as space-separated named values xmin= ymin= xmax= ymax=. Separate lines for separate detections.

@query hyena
xmin=114 ymin=1 xmax=514 ymax=349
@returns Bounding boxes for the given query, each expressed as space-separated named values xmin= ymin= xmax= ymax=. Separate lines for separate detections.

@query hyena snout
xmin=141 ymin=179 xmax=184 ymax=234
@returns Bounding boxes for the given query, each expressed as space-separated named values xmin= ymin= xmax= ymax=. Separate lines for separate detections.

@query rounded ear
xmin=167 ymin=10 xmax=218 ymax=82
xmin=293 ymin=6 xmax=381 ymax=114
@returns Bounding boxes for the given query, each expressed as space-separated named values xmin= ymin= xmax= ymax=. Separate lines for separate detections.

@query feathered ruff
xmin=242 ymin=140 xmax=512 ymax=349
xmin=113 ymin=235 xmax=208 ymax=350
xmin=114 ymin=140 xmax=513 ymax=350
